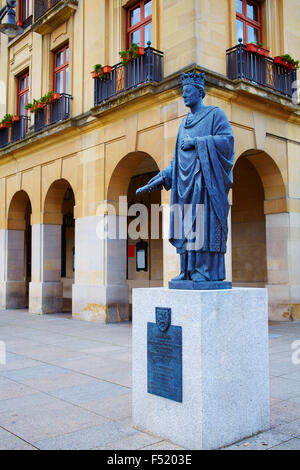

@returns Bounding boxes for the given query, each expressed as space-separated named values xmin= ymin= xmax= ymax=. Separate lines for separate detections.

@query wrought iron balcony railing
xmin=226 ymin=43 xmax=297 ymax=98
xmin=94 ymin=43 xmax=164 ymax=107
xmin=34 ymin=0 xmax=76 ymax=22
xmin=34 ymin=93 xmax=71 ymax=133
xmin=34 ymin=0 xmax=57 ymax=20
xmin=0 ymin=116 xmax=30 ymax=149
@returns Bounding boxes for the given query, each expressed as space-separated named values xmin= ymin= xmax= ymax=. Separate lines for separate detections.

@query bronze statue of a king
xmin=136 ymin=71 xmax=235 ymax=289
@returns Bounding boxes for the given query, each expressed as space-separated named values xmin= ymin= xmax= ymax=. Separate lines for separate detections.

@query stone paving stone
xmin=286 ymin=395 xmax=300 ymax=405
xmin=81 ymin=393 xmax=132 ymax=421
xmin=280 ymin=370 xmax=300 ymax=382
xmin=21 ymin=371 xmax=99 ymax=392
xmin=270 ymin=377 xmax=300 ymax=400
xmin=104 ymin=432 xmax=163 ymax=450
xmin=0 ymin=402 xmax=109 ymax=442
xmin=269 ymin=438 xmax=300 ymax=450
xmin=0 ymin=364 xmax=69 ymax=382
xmin=0 ymin=427 xmax=37 ymax=450
xmin=0 ymin=356 xmax=41 ymax=372
xmin=271 ymin=418 xmax=300 ymax=438
xmin=17 ymin=346 xmax=89 ymax=363
xmin=84 ymin=368 xmax=132 ymax=388
xmin=34 ymin=420 xmax=139 ymax=450
xmin=223 ymin=431 xmax=293 ymax=450
xmin=0 ymin=380 xmax=37 ymax=400
xmin=47 ymin=381 xmax=130 ymax=405
xmin=141 ymin=441 xmax=186 ymax=450
xmin=0 ymin=392 xmax=68 ymax=413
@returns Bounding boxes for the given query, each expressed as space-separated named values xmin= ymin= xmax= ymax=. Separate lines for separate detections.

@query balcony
xmin=94 ymin=44 xmax=164 ymax=107
xmin=34 ymin=93 xmax=72 ymax=133
xmin=226 ymin=43 xmax=297 ymax=98
xmin=0 ymin=116 xmax=30 ymax=149
xmin=33 ymin=0 xmax=78 ymax=34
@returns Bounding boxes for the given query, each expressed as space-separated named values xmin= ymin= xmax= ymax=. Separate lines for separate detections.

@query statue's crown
xmin=181 ymin=71 xmax=205 ymax=89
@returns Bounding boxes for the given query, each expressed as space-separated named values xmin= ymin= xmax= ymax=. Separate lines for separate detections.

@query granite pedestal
xmin=132 ymin=287 xmax=270 ymax=450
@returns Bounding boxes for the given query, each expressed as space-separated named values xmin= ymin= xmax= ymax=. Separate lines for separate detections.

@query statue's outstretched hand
xmin=136 ymin=174 xmax=164 ymax=195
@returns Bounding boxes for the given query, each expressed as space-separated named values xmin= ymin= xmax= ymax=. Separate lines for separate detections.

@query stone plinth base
xmin=72 ymin=284 xmax=129 ymax=323
xmin=132 ymin=287 xmax=270 ymax=450
xmin=0 ymin=281 xmax=26 ymax=309
xmin=169 ymin=280 xmax=232 ymax=290
xmin=29 ymin=282 xmax=63 ymax=314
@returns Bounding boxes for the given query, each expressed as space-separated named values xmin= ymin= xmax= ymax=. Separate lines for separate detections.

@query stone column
xmin=29 ymin=224 xmax=63 ymax=314
xmin=0 ymin=229 xmax=26 ymax=309
xmin=265 ymin=212 xmax=300 ymax=321
xmin=72 ymin=215 xmax=129 ymax=323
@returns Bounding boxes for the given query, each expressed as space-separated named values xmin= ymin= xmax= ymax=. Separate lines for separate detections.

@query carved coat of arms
xmin=156 ymin=308 xmax=171 ymax=333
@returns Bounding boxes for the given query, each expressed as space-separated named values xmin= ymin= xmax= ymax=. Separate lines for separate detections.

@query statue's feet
xmin=190 ymin=271 xmax=208 ymax=282
xmin=171 ymin=272 xmax=188 ymax=282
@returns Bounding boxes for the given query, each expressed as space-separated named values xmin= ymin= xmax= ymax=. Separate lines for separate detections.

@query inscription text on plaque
xmin=147 ymin=308 xmax=182 ymax=403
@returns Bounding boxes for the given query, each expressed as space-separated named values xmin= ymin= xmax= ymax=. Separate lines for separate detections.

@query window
xmin=19 ymin=0 xmax=32 ymax=27
xmin=127 ymin=0 xmax=152 ymax=48
xmin=236 ymin=0 xmax=262 ymax=44
xmin=17 ymin=71 xmax=30 ymax=117
xmin=53 ymin=44 xmax=69 ymax=94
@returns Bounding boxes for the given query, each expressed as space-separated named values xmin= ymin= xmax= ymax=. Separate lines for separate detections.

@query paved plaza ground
xmin=0 ymin=309 xmax=299 ymax=450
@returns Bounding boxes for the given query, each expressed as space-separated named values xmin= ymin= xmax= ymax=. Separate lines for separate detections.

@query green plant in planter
xmin=2 ymin=113 xmax=13 ymax=126
xmin=119 ymin=43 xmax=140 ymax=66
xmin=39 ymin=91 xmax=54 ymax=104
xmin=25 ymin=99 xmax=40 ymax=113
xmin=92 ymin=64 xmax=105 ymax=79
xmin=280 ymin=54 xmax=299 ymax=69
xmin=94 ymin=64 xmax=103 ymax=74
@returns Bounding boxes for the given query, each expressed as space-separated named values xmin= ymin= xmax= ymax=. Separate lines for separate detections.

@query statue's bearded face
xmin=182 ymin=85 xmax=201 ymax=109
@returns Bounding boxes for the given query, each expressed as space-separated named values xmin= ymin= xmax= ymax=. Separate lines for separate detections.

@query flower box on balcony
xmin=37 ymin=102 xmax=45 ymax=109
xmin=12 ymin=116 xmax=20 ymax=123
xmin=102 ymin=65 xmax=112 ymax=74
xmin=49 ymin=92 xmax=61 ymax=102
xmin=274 ymin=56 xmax=296 ymax=70
xmin=137 ymin=47 xmax=144 ymax=56
xmin=246 ymin=43 xmax=270 ymax=57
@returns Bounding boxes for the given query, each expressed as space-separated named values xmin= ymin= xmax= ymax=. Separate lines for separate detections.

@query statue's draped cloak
xmin=161 ymin=106 xmax=234 ymax=275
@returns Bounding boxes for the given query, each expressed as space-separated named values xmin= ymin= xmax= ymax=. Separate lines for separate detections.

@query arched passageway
xmin=232 ymin=150 xmax=289 ymax=319
xmin=29 ymin=179 xmax=75 ymax=315
xmin=126 ymin=156 xmax=164 ymax=317
xmin=1 ymin=191 xmax=32 ymax=309
xmin=82 ymin=151 xmax=164 ymax=322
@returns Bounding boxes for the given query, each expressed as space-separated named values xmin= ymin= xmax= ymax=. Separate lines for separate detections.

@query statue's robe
xmin=161 ymin=105 xmax=234 ymax=281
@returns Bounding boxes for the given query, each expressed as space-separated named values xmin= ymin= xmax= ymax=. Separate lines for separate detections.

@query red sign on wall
xmin=128 ymin=245 xmax=135 ymax=258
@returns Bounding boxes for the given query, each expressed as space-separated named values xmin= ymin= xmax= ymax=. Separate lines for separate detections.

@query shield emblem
xmin=156 ymin=308 xmax=171 ymax=333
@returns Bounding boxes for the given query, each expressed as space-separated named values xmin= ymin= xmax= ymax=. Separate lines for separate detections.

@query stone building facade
xmin=0 ymin=0 xmax=299 ymax=322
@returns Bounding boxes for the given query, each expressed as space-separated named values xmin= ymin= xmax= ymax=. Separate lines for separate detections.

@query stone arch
xmin=233 ymin=149 xmax=286 ymax=201
xmin=232 ymin=149 xmax=286 ymax=294
xmin=43 ymin=178 xmax=76 ymax=225
xmin=7 ymin=190 xmax=32 ymax=230
xmin=105 ymin=151 xmax=163 ymax=321
xmin=107 ymin=151 xmax=161 ymax=202
xmin=4 ymin=190 xmax=32 ymax=309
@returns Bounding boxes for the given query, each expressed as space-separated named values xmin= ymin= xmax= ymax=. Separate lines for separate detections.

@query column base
xmin=29 ymin=282 xmax=63 ymax=314
xmin=0 ymin=281 xmax=26 ymax=309
xmin=132 ymin=287 xmax=270 ymax=450
xmin=267 ymin=284 xmax=300 ymax=321
xmin=72 ymin=284 xmax=129 ymax=323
